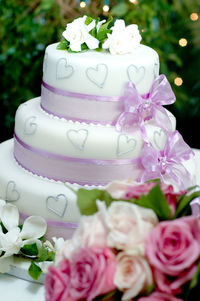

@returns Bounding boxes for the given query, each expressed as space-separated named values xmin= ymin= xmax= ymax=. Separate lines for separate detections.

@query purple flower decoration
xmin=116 ymin=75 xmax=176 ymax=135
xmin=139 ymin=131 xmax=194 ymax=189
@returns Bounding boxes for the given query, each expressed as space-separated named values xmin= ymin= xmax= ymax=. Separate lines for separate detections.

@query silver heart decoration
xmin=86 ymin=63 xmax=108 ymax=88
xmin=153 ymin=60 xmax=159 ymax=79
xmin=46 ymin=194 xmax=68 ymax=217
xmin=67 ymin=129 xmax=88 ymax=151
xmin=24 ymin=116 xmax=37 ymax=135
xmin=43 ymin=52 xmax=48 ymax=73
xmin=153 ymin=129 xmax=166 ymax=150
xmin=127 ymin=65 xmax=145 ymax=85
xmin=116 ymin=134 xmax=137 ymax=156
xmin=6 ymin=181 xmax=20 ymax=202
xmin=56 ymin=58 xmax=74 ymax=80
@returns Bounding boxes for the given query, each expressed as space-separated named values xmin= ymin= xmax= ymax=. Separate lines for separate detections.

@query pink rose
xmin=123 ymin=182 xmax=155 ymax=199
xmin=146 ymin=216 xmax=200 ymax=276
xmin=153 ymin=265 xmax=197 ymax=295
xmin=138 ymin=291 xmax=183 ymax=301
xmin=70 ymin=247 xmax=116 ymax=301
xmin=105 ymin=179 xmax=143 ymax=199
xmin=106 ymin=201 xmax=158 ymax=254
xmin=161 ymin=184 xmax=185 ymax=216
xmin=114 ymin=252 xmax=153 ymax=300
xmin=124 ymin=182 xmax=183 ymax=216
xmin=45 ymin=260 xmax=72 ymax=301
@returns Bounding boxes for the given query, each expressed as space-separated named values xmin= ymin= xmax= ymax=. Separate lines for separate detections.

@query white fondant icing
xmin=153 ymin=129 xmax=166 ymax=150
xmin=15 ymin=98 xmax=176 ymax=160
xmin=116 ymin=134 xmax=137 ymax=156
xmin=56 ymin=58 xmax=74 ymax=80
xmin=86 ymin=63 xmax=108 ymax=88
xmin=67 ymin=129 xmax=88 ymax=151
xmin=127 ymin=65 xmax=145 ymax=85
xmin=43 ymin=43 xmax=159 ymax=96
xmin=46 ymin=194 xmax=68 ymax=217
xmin=23 ymin=116 xmax=37 ymax=135
xmin=6 ymin=181 xmax=20 ymax=202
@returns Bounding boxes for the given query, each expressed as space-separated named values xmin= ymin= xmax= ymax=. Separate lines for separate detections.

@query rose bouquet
xmin=45 ymin=180 xmax=200 ymax=301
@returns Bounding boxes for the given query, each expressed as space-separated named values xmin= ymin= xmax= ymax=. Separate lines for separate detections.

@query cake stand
xmin=1 ymin=149 xmax=200 ymax=301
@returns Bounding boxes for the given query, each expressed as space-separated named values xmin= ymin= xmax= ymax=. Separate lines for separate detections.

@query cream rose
xmin=105 ymin=201 xmax=158 ymax=254
xmin=114 ymin=252 xmax=153 ymax=300
xmin=55 ymin=211 xmax=108 ymax=265
xmin=62 ymin=16 xmax=99 ymax=51
xmin=103 ymin=19 xmax=142 ymax=55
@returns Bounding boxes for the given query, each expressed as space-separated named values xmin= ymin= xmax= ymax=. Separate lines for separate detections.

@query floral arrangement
xmin=0 ymin=199 xmax=61 ymax=279
xmin=45 ymin=180 xmax=200 ymax=301
xmin=57 ymin=16 xmax=142 ymax=55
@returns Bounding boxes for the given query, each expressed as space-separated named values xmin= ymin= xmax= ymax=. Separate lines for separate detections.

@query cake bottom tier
xmin=0 ymin=139 xmax=199 ymax=240
xmin=0 ymin=139 xmax=83 ymax=239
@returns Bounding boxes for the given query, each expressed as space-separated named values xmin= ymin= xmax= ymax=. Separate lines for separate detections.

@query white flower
xmin=62 ymin=16 xmax=99 ymax=51
xmin=44 ymin=237 xmax=65 ymax=253
xmin=114 ymin=252 xmax=153 ymax=300
xmin=103 ymin=19 xmax=142 ymax=55
xmin=96 ymin=19 xmax=106 ymax=31
xmin=0 ymin=199 xmax=6 ymax=219
xmin=105 ymin=201 xmax=158 ymax=255
xmin=0 ymin=203 xmax=47 ymax=273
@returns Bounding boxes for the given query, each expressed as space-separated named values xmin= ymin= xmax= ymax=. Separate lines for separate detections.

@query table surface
xmin=0 ymin=274 xmax=44 ymax=300
xmin=1 ymin=149 xmax=200 ymax=300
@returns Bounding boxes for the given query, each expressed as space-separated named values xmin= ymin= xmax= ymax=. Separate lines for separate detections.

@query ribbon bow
xmin=139 ymin=131 xmax=194 ymax=189
xmin=116 ymin=75 xmax=176 ymax=136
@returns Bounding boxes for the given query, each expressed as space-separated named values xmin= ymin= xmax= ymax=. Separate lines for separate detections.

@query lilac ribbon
xmin=116 ymin=75 xmax=176 ymax=136
xmin=14 ymin=133 xmax=141 ymax=186
xmin=41 ymin=81 xmax=124 ymax=125
xmin=139 ymin=131 xmax=194 ymax=189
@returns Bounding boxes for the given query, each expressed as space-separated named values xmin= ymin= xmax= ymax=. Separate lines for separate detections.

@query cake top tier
xmin=43 ymin=42 xmax=159 ymax=96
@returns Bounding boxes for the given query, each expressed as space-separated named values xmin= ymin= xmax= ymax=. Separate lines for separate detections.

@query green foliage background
xmin=0 ymin=0 xmax=200 ymax=146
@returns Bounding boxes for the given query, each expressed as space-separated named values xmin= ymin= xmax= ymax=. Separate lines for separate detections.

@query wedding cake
xmin=0 ymin=16 xmax=196 ymax=239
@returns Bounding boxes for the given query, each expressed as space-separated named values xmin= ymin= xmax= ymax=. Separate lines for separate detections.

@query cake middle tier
xmin=14 ymin=97 xmax=176 ymax=185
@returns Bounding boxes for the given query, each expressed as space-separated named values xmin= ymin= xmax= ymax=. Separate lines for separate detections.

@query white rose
xmin=62 ymin=16 xmax=99 ymax=51
xmin=105 ymin=201 xmax=158 ymax=254
xmin=55 ymin=211 xmax=108 ymax=265
xmin=103 ymin=19 xmax=142 ymax=55
xmin=114 ymin=252 xmax=153 ymax=300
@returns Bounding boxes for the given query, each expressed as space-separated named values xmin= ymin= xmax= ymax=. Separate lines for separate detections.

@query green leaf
xmin=174 ymin=191 xmax=200 ymax=218
xmin=21 ymin=243 xmax=38 ymax=257
xmin=184 ymin=260 xmax=200 ymax=301
xmin=110 ymin=3 xmax=129 ymax=17
xmin=36 ymin=245 xmax=49 ymax=262
xmin=94 ymin=290 xmax=121 ymax=301
xmin=96 ymin=16 xmax=113 ymax=42
xmin=28 ymin=261 xmax=42 ymax=281
xmin=134 ymin=184 xmax=171 ymax=220
xmin=189 ymin=260 xmax=200 ymax=290
xmin=56 ymin=39 xmax=69 ymax=50
xmin=47 ymin=251 xmax=55 ymax=262
xmin=77 ymin=188 xmax=115 ymax=216
xmin=81 ymin=43 xmax=89 ymax=51
xmin=85 ymin=16 xmax=94 ymax=26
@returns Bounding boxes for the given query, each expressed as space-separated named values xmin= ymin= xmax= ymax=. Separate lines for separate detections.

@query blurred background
xmin=0 ymin=0 xmax=200 ymax=147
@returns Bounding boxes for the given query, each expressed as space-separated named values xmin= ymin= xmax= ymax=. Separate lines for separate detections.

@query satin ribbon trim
xmin=14 ymin=133 xmax=141 ymax=185
xmin=40 ymin=103 xmax=116 ymax=126
xmin=42 ymin=81 xmax=122 ymax=102
xmin=20 ymin=212 xmax=78 ymax=229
